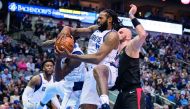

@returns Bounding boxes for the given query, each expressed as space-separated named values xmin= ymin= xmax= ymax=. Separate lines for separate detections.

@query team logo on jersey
xmin=91 ymin=34 xmax=102 ymax=43
xmin=42 ymin=87 xmax=46 ymax=91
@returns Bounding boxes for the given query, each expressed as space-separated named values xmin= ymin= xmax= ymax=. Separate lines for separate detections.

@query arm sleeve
xmin=22 ymin=86 xmax=36 ymax=108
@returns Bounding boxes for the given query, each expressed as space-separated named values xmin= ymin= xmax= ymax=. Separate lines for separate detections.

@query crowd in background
xmin=0 ymin=17 xmax=55 ymax=108
xmin=0 ymin=14 xmax=85 ymax=108
xmin=141 ymin=32 xmax=190 ymax=109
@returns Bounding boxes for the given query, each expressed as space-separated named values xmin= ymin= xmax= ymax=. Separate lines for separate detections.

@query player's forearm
xmin=62 ymin=25 xmax=98 ymax=35
xmin=55 ymin=58 xmax=74 ymax=80
xmin=55 ymin=57 xmax=68 ymax=81
xmin=69 ymin=54 xmax=102 ymax=64
xmin=54 ymin=58 xmax=62 ymax=81
xmin=129 ymin=14 xmax=147 ymax=39
xmin=61 ymin=26 xmax=72 ymax=36
xmin=22 ymin=86 xmax=35 ymax=108
xmin=135 ymin=23 xmax=147 ymax=39
xmin=60 ymin=63 xmax=74 ymax=78
xmin=41 ymin=38 xmax=56 ymax=46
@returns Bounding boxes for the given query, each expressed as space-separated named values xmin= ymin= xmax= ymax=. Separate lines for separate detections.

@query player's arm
xmin=71 ymin=25 xmax=98 ymax=33
xmin=54 ymin=52 xmax=82 ymax=81
xmin=65 ymin=32 xmax=119 ymax=64
xmin=41 ymin=38 xmax=56 ymax=47
xmin=22 ymin=75 xmax=41 ymax=108
xmin=129 ymin=4 xmax=148 ymax=51
xmin=60 ymin=25 xmax=98 ymax=37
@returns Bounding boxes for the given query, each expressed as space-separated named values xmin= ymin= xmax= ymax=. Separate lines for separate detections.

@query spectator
xmin=17 ymin=58 xmax=27 ymax=71
xmin=179 ymin=94 xmax=188 ymax=107
xmin=22 ymin=14 xmax=32 ymax=31
xmin=10 ymin=87 xmax=20 ymax=104
xmin=1 ymin=68 xmax=12 ymax=85
xmin=167 ymin=90 xmax=175 ymax=103
xmin=26 ymin=58 xmax=35 ymax=73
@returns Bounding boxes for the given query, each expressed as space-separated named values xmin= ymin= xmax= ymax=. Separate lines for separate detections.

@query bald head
xmin=118 ymin=28 xmax=132 ymax=41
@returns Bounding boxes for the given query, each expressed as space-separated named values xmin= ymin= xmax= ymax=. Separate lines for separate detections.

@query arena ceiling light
xmin=0 ymin=0 xmax=2 ymax=10
xmin=181 ymin=0 xmax=190 ymax=4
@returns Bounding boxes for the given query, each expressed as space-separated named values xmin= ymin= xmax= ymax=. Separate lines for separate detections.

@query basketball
xmin=55 ymin=34 xmax=74 ymax=53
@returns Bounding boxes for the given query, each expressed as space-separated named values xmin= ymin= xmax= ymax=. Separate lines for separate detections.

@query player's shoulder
xmin=110 ymin=30 xmax=118 ymax=34
xmin=107 ymin=31 xmax=119 ymax=38
xmin=30 ymin=74 xmax=41 ymax=85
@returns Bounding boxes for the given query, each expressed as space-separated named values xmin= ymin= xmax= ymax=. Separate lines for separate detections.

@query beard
xmin=98 ymin=20 xmax=108 ymax=32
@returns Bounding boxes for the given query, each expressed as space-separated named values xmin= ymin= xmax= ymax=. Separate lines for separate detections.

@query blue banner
xmin=8 ymin=2 xmax=97 ymax=24
xmin=8 ymin=2 xmax=53 ymax=16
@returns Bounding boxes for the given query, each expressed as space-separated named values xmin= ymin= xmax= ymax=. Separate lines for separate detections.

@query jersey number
xmin=96 ymin=43 xmax=100 ymax=49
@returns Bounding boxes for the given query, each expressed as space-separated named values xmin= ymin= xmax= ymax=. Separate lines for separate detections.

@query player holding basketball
xmin=37 ymin=35 xmax=87 ymax=109
xmin=113 ymin=4 xmax=148 ymax=109
xmin=22 ymin=59 xmax=60 ymax=109
xmin=57 ymin=9 xmax=122 ymax=109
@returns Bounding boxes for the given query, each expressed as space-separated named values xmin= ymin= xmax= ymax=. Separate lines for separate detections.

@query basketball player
xmin=113 ymin=4 xmax=148 ymax=109
xmin=22 ymin=59 xmax=60 ymax=109
xmin=37 ymin=38 xmax=86 ymax=109
xmin=57 ymin=9 xmax=123 ymax=109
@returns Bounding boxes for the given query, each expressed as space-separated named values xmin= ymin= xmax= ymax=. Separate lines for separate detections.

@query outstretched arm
xmin=41 ymin=38 xmax=56 ymax=47
xmin=59 ymin=25 xmax=98 ymax=38
xmin=129 ymin=4 xmax=148 ymax=50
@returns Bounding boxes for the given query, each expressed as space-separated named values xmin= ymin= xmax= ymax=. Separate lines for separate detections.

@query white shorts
xmin=50 ymin=81 xmax=82 ymax=109
xmin=80 ymin=64 xmax=118 ymax=106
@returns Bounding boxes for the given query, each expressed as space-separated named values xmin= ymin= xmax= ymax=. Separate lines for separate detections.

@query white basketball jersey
xmin=29 ymin=73 xmax=54 ymax=104
xmin=87 ymin=30 xmax=118 ymax=67
xmin=63 ymin=43 xmax=86 ymax=82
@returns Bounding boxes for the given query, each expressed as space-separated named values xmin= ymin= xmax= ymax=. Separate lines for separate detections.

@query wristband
xmin=131 ymin=18 xmax=140 ymax=28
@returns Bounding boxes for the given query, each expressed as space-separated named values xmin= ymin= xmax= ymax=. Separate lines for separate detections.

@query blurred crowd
xmin=0 ymin=15 xmax=85 ymax=108
xmin=0 ymin=17 xmax=54 ymax=108
xmin=141 ymin=32 xmax=190 ymax=109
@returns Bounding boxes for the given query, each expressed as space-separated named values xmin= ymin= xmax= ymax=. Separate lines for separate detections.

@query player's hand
xmin=54 ymin=45 xmax=72 ymax=58
xmin=54 ymin=46 xmax=66 ymax=59
xmin=129 ymin=4 xmax=137 ymax=18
